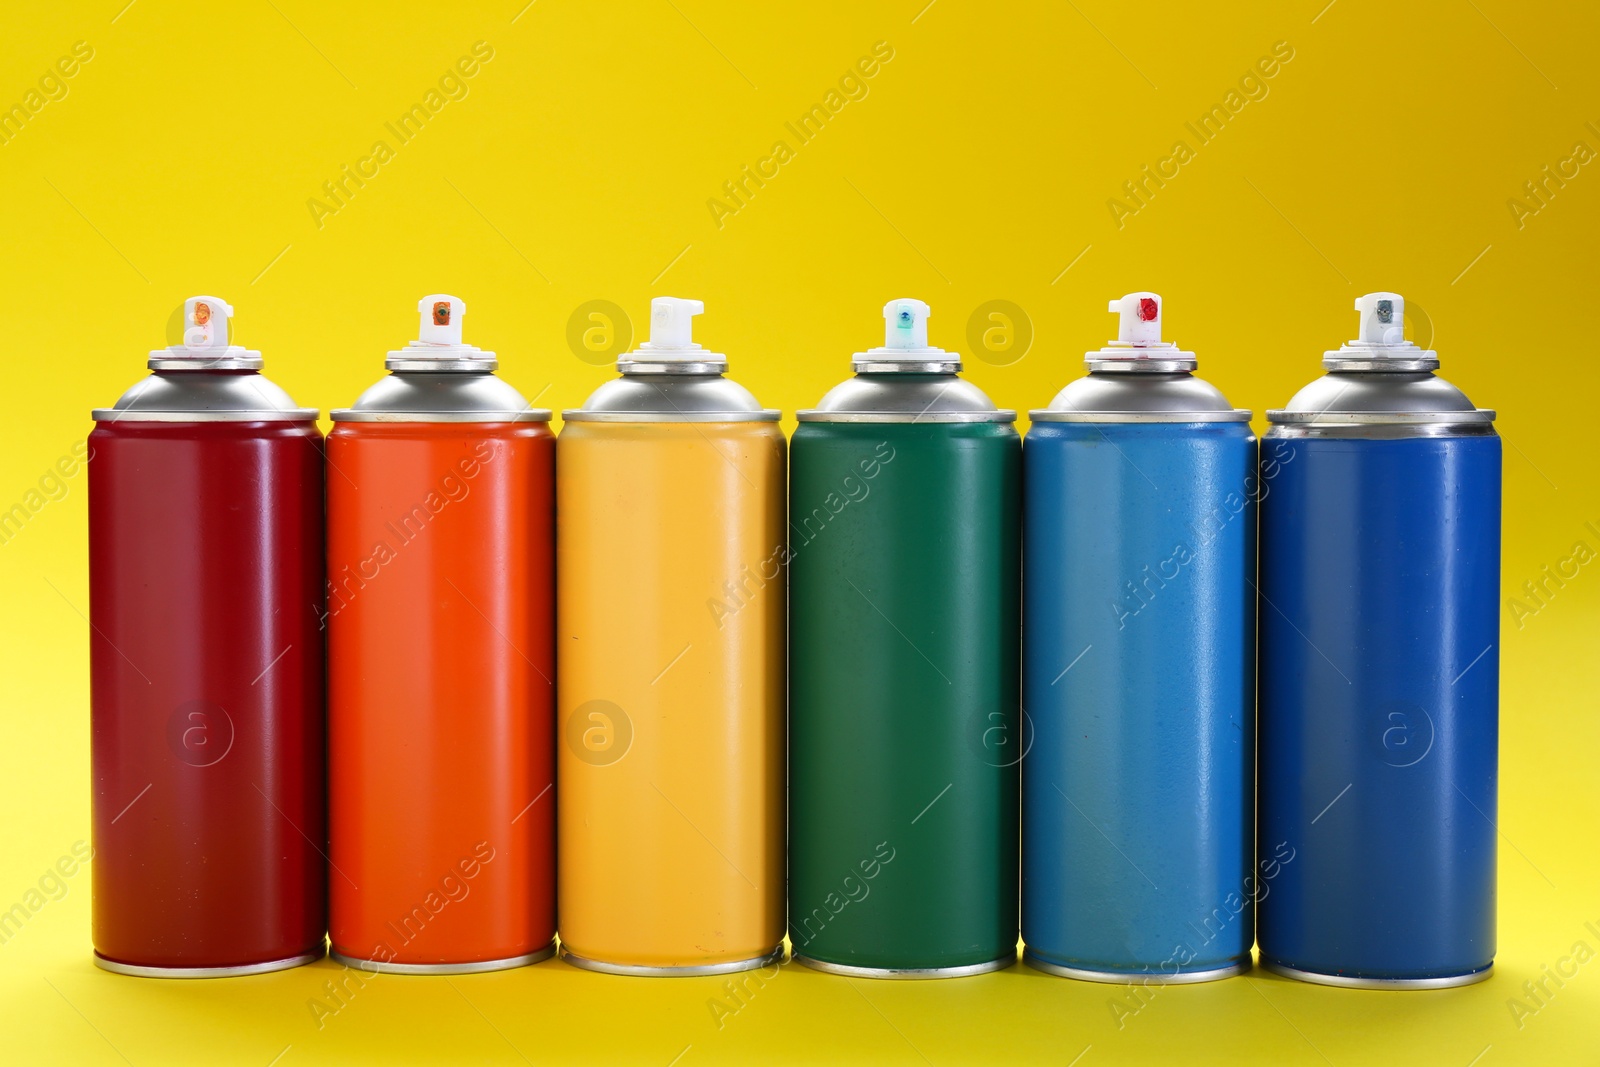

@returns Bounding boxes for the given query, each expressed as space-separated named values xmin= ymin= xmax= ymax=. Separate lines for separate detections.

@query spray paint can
xmin=1258 ymin=292 xmax=1499 ymax=988
xmin=1021 ymin=293 xmax=1256 ymax=983
xmin=327 ymin=295 xmax=555 ymax=973
xmin=89 ymin=297 xmax=325 ymax=976
xmin=789 ymin=298 xmax=1019 ymax=977
xmin=558 ymin=297 xmax=785 ymax=975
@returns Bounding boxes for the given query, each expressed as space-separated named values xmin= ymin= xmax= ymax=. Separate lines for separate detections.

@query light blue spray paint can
xmin=1022 ymin=293 xmax=1258 ymax=982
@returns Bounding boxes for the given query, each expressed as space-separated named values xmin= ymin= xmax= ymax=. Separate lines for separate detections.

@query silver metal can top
xmin=333 ymin=294 xmax=549 ymax=423
xmin=797 ymin=298 xmax=1015 ymax=424
xmin=384 ymin=294 xmax=499 ymax=372
xmin=332 ymin=372 xmax=549 ymax=423
xmin=93 ymin=371 xmax=318 ymax=422
xmin=563 ymin=297 xmax=778 ymax=423
xmin=1031 ymin=292 xmax=1249 ymax=424
xmin=1081 ymin=292 xmax=1197 ymax=374
xmin=1268 ymin=292 xmax=1495 ymax=436
xmin=845 ymin=297 xmax=962 ymax=375
xmin=95 ymin=296 xmax=316 ymax=421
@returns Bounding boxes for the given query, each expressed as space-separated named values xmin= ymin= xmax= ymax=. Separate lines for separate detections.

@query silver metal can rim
xmin=1322 ymin=357 xmax=1440 ymax=372
xmin=94 ymin=949 xmax=322 ymax=979
xmin=1085 ymin=359 xmax=1198 ymax=374
xmin=851 ymin=360 xmax=964 ymax=374
xmin=1029 ymin=409 xmax=1252 ymax=424
xmin=92 ymin=408 xmax=321 ymax=423
xmin=385 ymin=358 xmax=500 ymax=373
xmin=1268 ymin=408 xmax=1496 ymax=425
xmin=1260 ymin=959 xmax=1493 ymax=990
xmin=147 ymin=358 xmax=265 ymax=371
xmin=330 ymin=409 xmax=553 ymax=423
xmin=558 ymin=943 xmax=784 ymax=977
xmin=561 ymin=409 xmax=782 ymax=423
xmin=1023 ymin=951 xmax=1250 ymax=984
xmin=794 ymin=953 xmax=1015 ymax=979
xmin=328 ymin=942 xmax=555 ymax=975
xmin=796 ymin=410 xmax=1017 ymax=424
xmin=148 ymin=361 xmax=267 ymax=374
xmin=1268 ymin=422 xmax=1498 ymax=440
xmin=615 ymin=360 xmax=728 ymax=374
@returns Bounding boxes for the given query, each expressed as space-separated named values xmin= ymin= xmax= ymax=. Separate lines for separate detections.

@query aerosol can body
xmin=1258 ymin=293 xmax=1500 ymax=988
xmin=327 ymin=296 xmax=556 ymax=973
xmin=89 ymin=297 xmax=326 ymax=977
xmin=557 ymin=298 xmax=786 ymax=975
xmin=1022 ymin=294 xmax=1256 ymax=982
xmin=790 ymin=298 xmax=1020 ymax=977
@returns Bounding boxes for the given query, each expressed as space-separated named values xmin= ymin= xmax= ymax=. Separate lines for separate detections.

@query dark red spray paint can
xmin=89 ymin=296 xmax=326 ymax=976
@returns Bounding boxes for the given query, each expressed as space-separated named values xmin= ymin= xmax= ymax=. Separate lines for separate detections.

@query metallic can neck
xmin=148 ymin=340 xmax=264 ymax=371
xmin=851 ymin=359 xmax=962 ymax=374
xmin=1322 ymin=358 xmax=1440 ymax=373
xmin=1086 ymin=359 xmax=1197 ymax=374
xmin=386 ymin=358 xmax=499 ymax=372
xmin=1322 ymin=339 xmax=1439 ymax=373
xmin=616 ymin=360 xmax=727 ymax=375
xmin=149 ymin=356 xmax=264 ymax=371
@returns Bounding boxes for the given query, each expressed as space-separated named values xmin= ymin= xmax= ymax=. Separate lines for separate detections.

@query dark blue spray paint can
xmin=1022 ymin=293 xmax=1257 ymax=983
xmin=1258 ymin=292 xmax=1500 ymax=988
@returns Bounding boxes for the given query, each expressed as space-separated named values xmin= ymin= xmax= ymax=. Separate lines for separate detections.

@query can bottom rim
xmin=794 ymin=953 xmax=1015 ymax=980
xmin=1260 ymin=959 xmax=1493 ymax=990
xmin=328 ymin=941 xmax=555 ymax=975
xmin=1023 ymin=951 xmax=1249 ymax=984
xmin=94 ymin=949 xmax=323 ymax=979
xmin=558 ymin=944 xmax=784 ymax=977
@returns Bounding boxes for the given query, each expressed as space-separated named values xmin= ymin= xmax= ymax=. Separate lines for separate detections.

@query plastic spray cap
xmin=620 ymin=297 xmax=726 ymax=366
xmin=650 ymin=297 xmax=702 ymax=347
xmin=1325 ymin=291 xmax=1437 ymax=369
xmin=1087 ymin=292 xmax=1193 ymax=369
xmin=1355 ymin=292 xmax=1406 ymax=345
xmin=885 ymin=298 xmax=930 ymax=350
xmin=387 ymin=293 xmax=495 ymax=369
xmin=149 ymin=294 xmax=261 ymax=368
xmin=183 ymin=296 xmax=233 ymax=349
xmin=853 ymin=298 xmax=958 ymax=369
xmin=1109 ymin=292 xmax=1163 ymax=345
xmin=418 ymin=295 xmax=466 ymax=346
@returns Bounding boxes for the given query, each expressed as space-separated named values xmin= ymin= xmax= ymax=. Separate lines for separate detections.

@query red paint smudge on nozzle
xmin=1137 ymin=298 xmax=1158 ymax=322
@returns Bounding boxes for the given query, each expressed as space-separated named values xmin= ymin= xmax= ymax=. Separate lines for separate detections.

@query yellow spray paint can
xmin=557 ymin=297 xmax=786 ymax=975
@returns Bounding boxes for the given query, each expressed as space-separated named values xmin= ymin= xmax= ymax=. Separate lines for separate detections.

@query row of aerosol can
xmin=88 ymin=290 xmax=1499 ymax=990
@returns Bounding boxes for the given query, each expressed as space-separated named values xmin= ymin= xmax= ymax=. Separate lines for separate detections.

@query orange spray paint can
xmin=328 ymin=295 xmax=555 ymax=973
xmin=558 ymin=297 xmax=786 ymax=975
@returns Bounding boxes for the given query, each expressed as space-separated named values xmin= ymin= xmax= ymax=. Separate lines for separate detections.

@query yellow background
xmin=2 ymin=0 xmax=1597 ymax=1063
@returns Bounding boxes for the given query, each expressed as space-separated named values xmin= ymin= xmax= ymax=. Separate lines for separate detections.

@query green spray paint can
xmin=789 ymin=298 xmax=1020 ymax=977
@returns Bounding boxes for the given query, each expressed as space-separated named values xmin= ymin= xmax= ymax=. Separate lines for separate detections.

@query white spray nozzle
xmin=388 ymin=293 xmax=493 ymax=367
xmin=853 ymin=297 xmax=955 ymax=366
xmin=619 ymin=296 xmax=724 ymax=366
xmin=417 ymin=294 xmax=466 ymax=346
xmin=1356 ymin=292 xmax=1406 ymax=344
xmin=1325 ymin=290 xmax=1435 ymax=367
xmin=649 ymin=297 xmax=704 ymax=348
xmin=883 ymin=298 xmax=931 ymax=350
xmin=1086 ymin=291 xmax=1192 ymax=367
xmin=1108 ymin=292 xmax=1162 ymax=345
xmin=183 ymin=295 xmax=234 ymax=349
